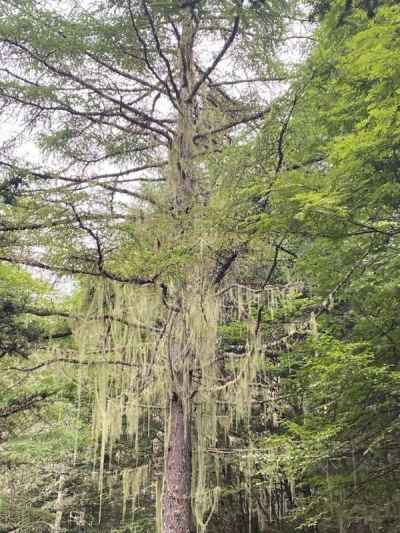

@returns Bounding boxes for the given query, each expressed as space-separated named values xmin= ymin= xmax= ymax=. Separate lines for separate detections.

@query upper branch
xmin=186 ymin=15 xmax=240 ymax=103
xmin=0 ymin=256 xmax=156 ymax=286
xmin=127 ymin=0 xmax=179 ymax=110
xmin=0 ymin=391 xmax=56 ymax=418
xmin=141 ymin=0 xmax=180 ymax=100
xmin=69 ymin=203 xmax=105 ymax=273
xmin=0 ymin=161 xmax=160 ymax=204
xmin=194 ymin=108 xmax=268 ymax=142
xmin=3 ymin=39 xmax=172 ymax=141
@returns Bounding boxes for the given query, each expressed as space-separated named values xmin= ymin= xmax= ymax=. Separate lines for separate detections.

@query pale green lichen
xmin=71 ymin=276 xmax=301 ymax=530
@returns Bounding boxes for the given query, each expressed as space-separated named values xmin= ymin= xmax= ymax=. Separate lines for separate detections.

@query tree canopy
xmin=0 ymin=1 xmax=399 ymax=532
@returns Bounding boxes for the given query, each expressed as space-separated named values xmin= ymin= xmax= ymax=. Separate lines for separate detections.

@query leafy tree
xmin=255 ymin=2 xmax=400 ymax=531
xmin=0 ymin=1 xmax=303 ymax=532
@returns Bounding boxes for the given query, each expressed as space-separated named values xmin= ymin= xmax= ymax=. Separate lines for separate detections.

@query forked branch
xmin=186 ymin=15 xmax=240 ymax=103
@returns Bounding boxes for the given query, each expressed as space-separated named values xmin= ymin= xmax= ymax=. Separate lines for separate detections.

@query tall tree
xmin=255 ymin=1 xmax=400 ymax=531
xmin=0 ymin=1 xmax=300 ymax=531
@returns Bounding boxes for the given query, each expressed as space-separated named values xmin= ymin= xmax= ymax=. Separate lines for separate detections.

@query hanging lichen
xmin=70 ymin=272 xmax=302 ymax=531
xmin=122 ymin=464 xmax=150 ymax=521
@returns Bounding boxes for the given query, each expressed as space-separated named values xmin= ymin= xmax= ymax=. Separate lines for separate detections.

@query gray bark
xmin=162 ymin=9 xmax=196 ymax=533
xmin=162 ymin=394 xmax=193 ymax=533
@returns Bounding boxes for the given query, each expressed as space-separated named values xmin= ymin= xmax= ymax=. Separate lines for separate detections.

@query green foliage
xmin=0 ymin=263 xmax=53 ymax=358
xmin=267 ymin=336 xmax=400 ymax=530
xmin=252 ymin=2 xmax=400 ymax=531
xmin=0 ymin=0 xmax=399 ymax=531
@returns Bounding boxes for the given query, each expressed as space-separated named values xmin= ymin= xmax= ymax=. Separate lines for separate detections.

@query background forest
xmin=0 ymin=0 xmax=399 ymax=532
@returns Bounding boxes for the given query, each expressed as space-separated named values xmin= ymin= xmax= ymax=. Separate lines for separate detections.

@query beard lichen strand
xmin=155 ymin=475 xmax=163 ymax=532
xmin=122 ymin=464 xmax=150 ymax=521
xmin=72 ymin=278 xmax=299 ymax=530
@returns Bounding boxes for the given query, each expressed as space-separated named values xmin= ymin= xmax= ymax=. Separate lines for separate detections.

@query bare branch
xmin=187 ymin=15 xmax=240 ymax=103
xmin=3 ymin=39 xmax=172 ymax=141
xmin=0 ymin=160 xmax=160 ymax=204
xmin=275 ymin=93 xmax=298 ymax=173
xmin=127 ymin=0 xmax=179 ymax=110
xmin=0 ymin=391 xmax=56 ymax=418
xmin=141 ymin=0 xmax=180 ymax=99
xmin=69 ymin=204 xmax=105 ymax=272
xmin=6 ymin=358 xmax=140 ymax=373
xmin=194 ymin=108 xmax=268 ymax=141
xmin=90 ymin=161 xmax=168 ymax=180
xmin=213 ymin=250 xmax=239 ymax=285
xmin=255 ymin=242 xmax=282 ymax=336
xmin=210 ymin=77 xmax=286 ymax=87
xmin=0 ymin=255 xmax=156 ymax=286
xmin=21 ymin=306 xmax=161 ymax=333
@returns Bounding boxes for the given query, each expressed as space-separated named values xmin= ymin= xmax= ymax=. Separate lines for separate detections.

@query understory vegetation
xmin=0 ymin=0 xmax=399 ymax=532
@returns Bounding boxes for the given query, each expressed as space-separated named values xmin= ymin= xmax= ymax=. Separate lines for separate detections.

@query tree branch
xmin=213 ymin=250 xmax=240 ymax=285
xmin=0 ymin=391 xmax=56 ymax=418
xmin=127 ymin=0 xmax=179 ymax=110
xmin=141 ymin=0 xmax=180 ymax=100
xmin=275 ymin=93 xmax=298 ymax=173
xmin=187 ymin=15 xmax=240 ymax=103
xmin=210 ymin=77 xmax=286 ymax=87
xmin=3 ymin=39 xmax=172 ymax=141
xmin=194 ymin=108 xmax=268 ymax=141
xmin=6 ymin=358 xmax=140 ymax=373
xmin=0 ymin=255 xmax=156 ymax=285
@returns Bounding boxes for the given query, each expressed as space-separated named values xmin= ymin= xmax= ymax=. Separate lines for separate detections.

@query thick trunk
xmin=162 ymin=394 xmax=193 ymax=533
xmin=169 ymin=8 xmax=196 ymax=211
xmin=162 ymin=9 xmax=196 ymax=533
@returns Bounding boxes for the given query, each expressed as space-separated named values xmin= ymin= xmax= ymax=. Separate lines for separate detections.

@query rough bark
xmin=162 ymin=9 xmax=196 ymax=533
xmin=162 ymin=394 xmax=193 ymax=533
xmin=169 ymin=8 xmax=196 ymax=210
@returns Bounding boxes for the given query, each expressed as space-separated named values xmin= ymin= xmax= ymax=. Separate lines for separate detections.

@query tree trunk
xmin=162 ymin=394 xmax=193 ymax=533
xmin=162 ymin=9 xmax=196 ymax=533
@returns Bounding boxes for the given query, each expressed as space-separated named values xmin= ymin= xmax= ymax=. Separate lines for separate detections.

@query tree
xmin=255 ymin=1 xmax=400 ymax=531
xmin=0 ymin=1 xmax=301 ymax=531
